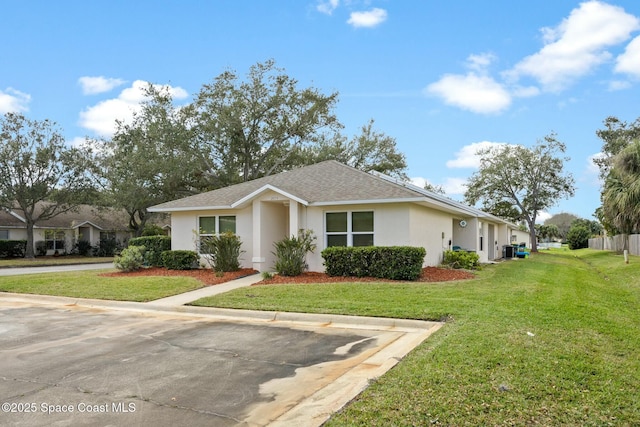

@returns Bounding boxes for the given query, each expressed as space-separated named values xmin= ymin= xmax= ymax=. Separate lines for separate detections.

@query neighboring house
xmin=0 ymin=204 xmax=133 ymax=255
xmin=510 ymin=228 xmax=532 ymax=246
xmin=149 ymin=160 xmax=528 ymax=273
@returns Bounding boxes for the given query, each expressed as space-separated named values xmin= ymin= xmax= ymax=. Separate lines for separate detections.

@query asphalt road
xmin=0 ymin=263 xmax=114 ymax=276
xmin=0 ymin=296 xmax=441 ymax=426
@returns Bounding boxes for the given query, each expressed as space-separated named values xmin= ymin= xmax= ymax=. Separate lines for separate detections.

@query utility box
xmin=503 ymin=245 xmax=516 ymax=259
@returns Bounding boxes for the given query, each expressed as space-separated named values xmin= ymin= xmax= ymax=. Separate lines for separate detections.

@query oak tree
xmin=0 ymin=113 xmax=94 ymax=257
xmin=464 ymin=134 xmax=575 ymax=252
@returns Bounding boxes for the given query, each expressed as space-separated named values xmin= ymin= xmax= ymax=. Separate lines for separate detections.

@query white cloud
xmin=608 ymin=80 xmax=632 ymax=91
xmin=511 ymin=85 xmax=540 ymax=98
xmin=441 ymin=177 xmax=468 ymax=195
xmin=410 ymin=176 xmax=468 ymax=196
xmin=585 ymin=152 xmax=605 ymax=185
xmin=410 ymin=177 xmax=428 ymax=188
xmin=0 ymin=87 xmax=31 ymax=113
xmin=347 ymin=8 xmax=387 ymax=28
xmin=426 ymin=73 xmax=511 ymax=114
xmin=317 ymin=0 xmax=339 ymax=15
xmin=615 ymin=35 xmax=640 ymax=78
xmin=466 ymin=52 xmax=497 ymax=73
xmin=506 ymin=0 xmax=640 ymax=92
xmin=446 ymin=141 xmax=507 ymax=169
xmin=78 ymin=76 xmax=126 ymax=95
xmin=78 ymin=80 xmax=188 ymax=137
xmin=536 ymin=211 xmax=552 ymax=224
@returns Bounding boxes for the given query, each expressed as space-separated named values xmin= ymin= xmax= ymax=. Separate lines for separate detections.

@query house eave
xmin=72 ymin=221 xmax=105 ymax=230
xmin=310 ymin=197 xmax=426 ymax=207
xmin=148 ymin=205 xmax=233 ymax=213
xmin=231 ymin=184 xmax=309 ymax=208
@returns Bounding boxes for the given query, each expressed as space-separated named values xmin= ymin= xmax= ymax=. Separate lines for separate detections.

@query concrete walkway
xmin=150 ymin=273 xmax=263 ymax=306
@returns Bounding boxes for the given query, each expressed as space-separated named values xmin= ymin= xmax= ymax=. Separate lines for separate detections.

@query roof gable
xmin=150 ymin=161 xmax=425 ymax=212
xmin=1 ymin=204 xmax=131 ymax=230
xmin=148 ymin=160 xmax=516 ymax=226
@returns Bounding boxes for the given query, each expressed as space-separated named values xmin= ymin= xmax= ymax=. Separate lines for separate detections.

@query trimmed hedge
xmin=0 ymin=240 xmax=27 ymax=258
xmin=161 ymin=250 xmax=198 ymax=270
xmin=442 ymin=250 xmax=480 ymax=270
xmin=321 ymin=246 xmax=426 ymax=281
xmin=129 ymin=236 xmax=171 ymax=267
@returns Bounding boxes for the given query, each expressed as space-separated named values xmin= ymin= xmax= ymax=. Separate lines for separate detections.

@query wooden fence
xmin=588 ymin=234 xmax=640 ymax=255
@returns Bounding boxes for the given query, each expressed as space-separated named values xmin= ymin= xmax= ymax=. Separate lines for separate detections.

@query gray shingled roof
xmin=150 ymin=161 xmax=426 ymax=211
xmin=1 ymin=204 xmax=131 ymax=230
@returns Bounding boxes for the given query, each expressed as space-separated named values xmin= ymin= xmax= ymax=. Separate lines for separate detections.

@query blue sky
xmin=2 ymin=0 xmax=640 ymax=222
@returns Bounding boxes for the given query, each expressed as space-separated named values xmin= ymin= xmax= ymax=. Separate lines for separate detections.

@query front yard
xmin=193 ymin=250 xmax=640 ymax=426
xmin=1 ymin=250 xmax=638 ymax=425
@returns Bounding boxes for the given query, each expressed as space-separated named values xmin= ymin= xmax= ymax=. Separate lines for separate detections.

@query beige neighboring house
xmin=0 ymin=204 xmax=133 ymax=255
xmin=149 ymin=161 xmax=528 ymax=273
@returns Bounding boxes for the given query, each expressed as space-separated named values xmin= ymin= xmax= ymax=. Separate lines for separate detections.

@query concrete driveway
xmin=0 ymin=294 xmax=442 ymax=426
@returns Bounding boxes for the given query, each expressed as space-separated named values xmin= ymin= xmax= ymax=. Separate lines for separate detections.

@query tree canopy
xmin=600 ymin=140 xmax=640 ymax=234
xmin=544 ymin=212 xmax=579 ymax=241
xmin=593 ymin=116 xmax=640 ymax=235
xmin=90 ymin=60 xmax=408 ymax=233
xmin=0 ymin=113 xmax=94 ymax=257
xmin=304 ymin=119 xmax=408 ymax=179
xmin=192 ymin=59 xmax=342 ymax=186
xmin=91 ymin=85 xmax=205 ymax=235
xmin=593 ymin=116 xmax=640 ymax=180
xmin=464 ymin=134 xmax=575 ymax=252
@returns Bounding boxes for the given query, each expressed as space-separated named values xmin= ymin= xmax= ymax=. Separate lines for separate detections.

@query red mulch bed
xmin=100 ymin=267 xmax=258 ymax=286
xmin=100 ymin=266 xmax=474 ymax=285
xmin=257 ymin=266 xmax=474 ymax=285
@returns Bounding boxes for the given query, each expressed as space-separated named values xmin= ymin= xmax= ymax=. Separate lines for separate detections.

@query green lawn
xmin=192 ymin=250 xmax=640 ymax=426
xmin=0 ymin=270 xmax=204 ymax=302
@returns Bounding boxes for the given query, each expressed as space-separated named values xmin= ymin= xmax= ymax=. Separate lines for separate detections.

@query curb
xmin=0 ymin=292 xmax=441 ymax=332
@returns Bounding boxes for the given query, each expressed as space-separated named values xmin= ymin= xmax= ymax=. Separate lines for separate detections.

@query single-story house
xmin=0 ymin=204 xmax=134 ymax=255
xmin=149 ymin=161 xmax=528 ymax=272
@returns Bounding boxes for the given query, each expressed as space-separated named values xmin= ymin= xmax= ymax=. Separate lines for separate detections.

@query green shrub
xmin=74 ymin=240 xmax=93 ymax=256
xmin=35 ymin=241 xmax=47 ymax=256
xmin=442 ymin=250 xmax=480 ymax=270
xmin=322 ymin=246 xmax=426 ymax=281
xmin=141 ymin=224 xmax=166 ymax=236
xmin=114 ymin=246 xmax=146 ymax=272
xmin=0 ymin=240 xmax=27 ymax=258
xmin=95 ymin=238 xmax=120 ymax=257
xmin=129 ymin=235 xmax=171 ymax=266
xmin=199 ymin=232 xmax=243 ymax=272
xmin=273 ymin=230 xmax=316 ymax=276
xmin=566 ymin=225 xmax=591 ymax=250
xmin=161 ymin=250 xmax=198 ymax=270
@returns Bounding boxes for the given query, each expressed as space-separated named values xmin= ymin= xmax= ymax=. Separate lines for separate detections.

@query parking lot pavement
xmin=0 ymin=294 xmax=442 ymax=426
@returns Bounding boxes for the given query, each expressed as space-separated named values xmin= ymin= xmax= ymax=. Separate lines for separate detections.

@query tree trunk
xmin=529 ymin=224 xmax=538 ymax=252
xmin=25 ymin=220 xmax=35 ymax=259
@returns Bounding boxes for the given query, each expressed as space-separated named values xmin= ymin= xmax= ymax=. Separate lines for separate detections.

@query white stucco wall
xmin=510 ymin=228 xmax=532 ymax=247
xmin=167 ymin=199 xmax=521 ymax=272
xmin=408 ymin=205 xmax=453 ymax=266
xmin=303 ymin=203 xmax=416 ymax=272
xmin=170 ymin=207 xmax=253 ymax=269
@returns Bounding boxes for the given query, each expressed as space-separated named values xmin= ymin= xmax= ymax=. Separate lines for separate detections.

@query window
xmin=44 ymin=230 xmax=65 ymax=251
xmin=100 ymin=231 xmax=116 ymax=241
xmin=198 ymin=216 xmax=236 ymax=253
xmin=325 ymin=211 xmax=374 ymax=247
xmin=0 ymin=230 xmax=8 ymax=240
